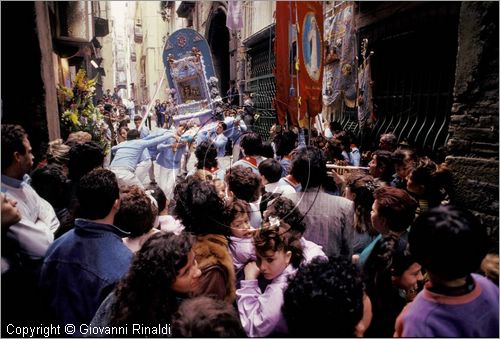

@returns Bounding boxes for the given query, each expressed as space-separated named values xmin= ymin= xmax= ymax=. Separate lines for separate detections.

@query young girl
xmin=90 ymin=232 xmax=201 ymax=329
xmin=236 ymin=221 xmax=303 ymax=337
xmin=363 ymin=236 xmax=424 ymax=337
xmin=264 ymin=197 xmax=326 ymax=264
xmin=227 ymin=199 xmax=256 ymax=275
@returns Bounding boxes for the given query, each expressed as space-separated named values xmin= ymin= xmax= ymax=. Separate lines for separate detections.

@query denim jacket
xmin=40 ymin=219 xmax=133 ymax=336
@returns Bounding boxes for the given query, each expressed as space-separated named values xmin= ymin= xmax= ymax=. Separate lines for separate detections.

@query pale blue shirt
xmin=224 ymin=116 xmax=247 ymax=144
xmin=110 ymin=131 xmax=173 ymax=171
xmin=211 ymin=132 xmax=228 ymax=158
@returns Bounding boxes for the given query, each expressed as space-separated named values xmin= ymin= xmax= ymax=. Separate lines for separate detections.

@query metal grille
xmin=246 ymin=34 xmax=276 ymax=140
xmin=331 ymin=3 xmax=460 ymax=154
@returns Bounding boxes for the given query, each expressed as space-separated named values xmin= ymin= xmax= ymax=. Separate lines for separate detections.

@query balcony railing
xmin=134 ymin=25 xmax=143 ymax=43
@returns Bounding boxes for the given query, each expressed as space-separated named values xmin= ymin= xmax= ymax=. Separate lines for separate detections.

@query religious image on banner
xmin=298 ymin=2 xmax=324 ymax=125
xmin=274 ymin=1 xmax=323 ymax=127
xmin=302 ymin=13 xmax=321 ymax=82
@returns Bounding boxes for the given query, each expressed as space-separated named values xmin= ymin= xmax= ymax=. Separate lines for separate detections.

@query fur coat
xmin=192 ymin=234 xmax=236 ymax=304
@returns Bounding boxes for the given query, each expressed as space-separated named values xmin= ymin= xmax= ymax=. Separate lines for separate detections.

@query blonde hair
xmin=66 ymin=131 xmax=92 ymax=144
xmin=46 ymin=139 xmax=70 ymax=165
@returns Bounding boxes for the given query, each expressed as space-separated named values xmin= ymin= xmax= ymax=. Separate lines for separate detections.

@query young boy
xmin=395 ymin=205 xmax=499 ymax=337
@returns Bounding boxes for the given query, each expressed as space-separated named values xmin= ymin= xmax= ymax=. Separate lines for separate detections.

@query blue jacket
xmin=39 ymin=219 xmax=133 ymax=335
xmin=110 ymin=131 xmax=173 ymax=171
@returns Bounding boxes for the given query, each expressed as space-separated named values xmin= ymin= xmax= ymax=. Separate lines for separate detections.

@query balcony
xmin=131 ymin=52 xmax=137 ymax=62
xmin=134 ymin=25 xmax=143 ymax=43
xmin=94 ymin=17 xmax=109 ymax=37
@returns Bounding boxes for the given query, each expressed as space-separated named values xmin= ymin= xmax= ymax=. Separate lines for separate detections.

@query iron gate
xmin=330 ymin=3 xmax=460 ymax=155
xmin=245 ymin=27 xmax=276 ymax=140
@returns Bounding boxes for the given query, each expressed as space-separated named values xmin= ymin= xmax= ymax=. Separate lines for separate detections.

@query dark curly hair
xmin=110 ymin=232 xmax=194 ymax=328
xmin=76 ymin=168 xmax=119 ymax=220
xmin=225 ymin=165 xmax=261 ymax=203
xmin=67 ymin=141 xmax=104 ymax=181
xmin=172 ymin=296 xmax=246 ymax=337
xmin=173 ymin=176 xmax=228 ymax=236
xmin=290 ymin=146 xmax=326 ymax=189
xmin=1 ymin=124 xmax=28 ymax=170
xmin=283 ymin=256 xmax=364 ymax=337
xmin=194 ymin=140 xmax=218 ymax=170
xmin=254 ymin=221 xmax=303 ymax=268
xmin=265 ymin=197 xmax=306 ymax=235
xmin=114 ymin=186 xmax=155 ymax=237
xmin=363 ymin=236 xmax=417 ymax=309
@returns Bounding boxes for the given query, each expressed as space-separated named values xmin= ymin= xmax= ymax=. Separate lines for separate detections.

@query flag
xmin=226 ymin=1 xmax=243 ymax=31
xmin=274 ymin=1 xmax=323 ymax=127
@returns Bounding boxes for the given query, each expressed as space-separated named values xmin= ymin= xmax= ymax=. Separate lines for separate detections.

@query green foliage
xmin=57 ymin=68 xmax=110 ymax=154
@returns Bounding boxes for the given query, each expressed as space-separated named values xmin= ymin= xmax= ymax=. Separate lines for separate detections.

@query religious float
xmin=163 ymin=28 xmax=222 ymax=131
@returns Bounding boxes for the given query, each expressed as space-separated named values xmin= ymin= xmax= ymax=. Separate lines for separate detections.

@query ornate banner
xmin=323 ymin=3 xmax=357 ymax=110
xmin=274 ymin=1 xmax=323 ymax=127
xmin=297 ymin=1 xmax=324 ymax=125
xmin=163 ymin=28 xmax=216 ymax=89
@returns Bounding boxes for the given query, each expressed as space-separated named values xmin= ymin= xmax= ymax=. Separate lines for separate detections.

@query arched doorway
xmin=207 ymin=5 xmax=230 ymax=98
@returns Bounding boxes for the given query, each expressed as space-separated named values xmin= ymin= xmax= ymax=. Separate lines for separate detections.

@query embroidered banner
xmin=297 ymin=1 xmax=324 ymax=125
xmin=323 ymin=3 xmax=357 ymax=111
xmin=274 ymin=1 xmax=323 ymax=127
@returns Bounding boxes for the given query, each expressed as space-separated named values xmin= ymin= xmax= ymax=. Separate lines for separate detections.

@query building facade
xmin=133 ymin=1 xmax=186 ymax=106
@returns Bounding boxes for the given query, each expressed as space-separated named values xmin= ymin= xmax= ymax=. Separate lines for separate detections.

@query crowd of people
xmin=1 ymin=96 xmax=499 ymax=337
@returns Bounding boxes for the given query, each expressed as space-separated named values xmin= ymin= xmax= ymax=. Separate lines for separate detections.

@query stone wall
xmin=447 ymin=2 xmax=499 ymax=247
